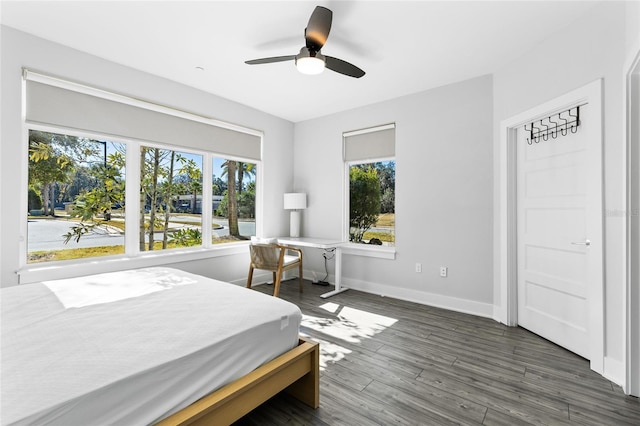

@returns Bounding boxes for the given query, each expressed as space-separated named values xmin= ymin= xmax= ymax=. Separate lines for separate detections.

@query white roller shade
xmin=343 ymin=124 xmax=395 ymax=162
xmin=25 ymin=76 xmax=261 ymax=160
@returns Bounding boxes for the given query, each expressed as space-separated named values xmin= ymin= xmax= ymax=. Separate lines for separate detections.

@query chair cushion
xmin=282 ymin=255 xmax=300 ymax=267
xmin=251 ymin=236 xmax=278 ymax=244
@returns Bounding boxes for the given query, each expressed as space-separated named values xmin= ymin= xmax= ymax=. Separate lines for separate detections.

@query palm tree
xmin=222 ymin=160 xmax=239 ymax=236
xmin=237 ymin=162 xmax=255 ymax=194
xmin=177 ymin=157 xmax=202 ymax=212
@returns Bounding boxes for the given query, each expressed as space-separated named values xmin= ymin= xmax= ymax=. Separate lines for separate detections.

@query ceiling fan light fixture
xmin=295 ymin=48 xmax=325 ymax=75
xmin=245 ymin=7 xmax=364 ymax=78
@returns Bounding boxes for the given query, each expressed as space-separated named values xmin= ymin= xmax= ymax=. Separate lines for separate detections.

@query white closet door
xmin=516 ymin=104 xmax=602 ymax=359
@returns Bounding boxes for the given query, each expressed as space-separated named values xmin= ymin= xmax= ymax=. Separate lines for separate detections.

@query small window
xmin=344 ymin=124 xmax=395 ymax=247
xmin=348 ymin=161 xmax=395 ymax=246
xmin=212 ymin=158 xmax=256 ymax=242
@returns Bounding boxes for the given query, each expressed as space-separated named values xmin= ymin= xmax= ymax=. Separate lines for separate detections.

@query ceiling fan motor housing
xmin=295 ymin=47 xmax=325 ymax=64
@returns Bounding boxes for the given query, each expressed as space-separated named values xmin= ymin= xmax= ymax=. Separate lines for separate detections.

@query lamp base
xmin=290 ymin=210 xmax=301 ymax=238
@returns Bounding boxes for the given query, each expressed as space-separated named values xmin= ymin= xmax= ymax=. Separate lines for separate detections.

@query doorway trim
xmin=497 ymin=79 xmax=604 ymax=375
xmin=624 ymin=45 xmax=640 ymax=396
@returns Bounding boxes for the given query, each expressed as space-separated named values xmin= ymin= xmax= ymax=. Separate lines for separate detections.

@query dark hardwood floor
xmin=235 ymin=279 xmax=640 ymax=425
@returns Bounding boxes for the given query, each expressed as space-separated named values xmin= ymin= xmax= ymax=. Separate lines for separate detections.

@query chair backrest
xmin=249 ymin=244 xmax=281 ymax=270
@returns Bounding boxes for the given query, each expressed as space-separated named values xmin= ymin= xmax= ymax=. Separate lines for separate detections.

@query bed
xmin=1 ymin=267 xmax=319 ymax=425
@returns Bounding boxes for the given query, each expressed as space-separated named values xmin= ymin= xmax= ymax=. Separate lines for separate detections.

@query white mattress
xmin=1 ymin=267 xmax=301 ymax=425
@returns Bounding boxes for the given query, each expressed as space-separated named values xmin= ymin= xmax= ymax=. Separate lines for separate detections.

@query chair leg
xmin=298 ymin=262 xmax=303 ymax=293
xmin=246 ymin=266 xmax=254 ymax=289
xmin=273 ymin=272 xmax=282 ymax=297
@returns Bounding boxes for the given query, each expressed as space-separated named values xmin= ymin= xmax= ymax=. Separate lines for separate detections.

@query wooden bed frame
xmin=156 ymin=337 xmax=320 ymax=426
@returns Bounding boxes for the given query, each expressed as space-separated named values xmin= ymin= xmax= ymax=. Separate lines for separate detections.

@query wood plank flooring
xmin=234 ymin=280 xmax=640 ymax=425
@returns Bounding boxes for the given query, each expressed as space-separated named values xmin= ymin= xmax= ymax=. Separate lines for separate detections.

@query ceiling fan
xmin=245 ymin=6 xmax=365 ymax=78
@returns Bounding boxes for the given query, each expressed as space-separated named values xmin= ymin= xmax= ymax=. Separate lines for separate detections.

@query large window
xmin=344 ymin=124 xmax=396 ymax=246
xmin=27 ymin=131 xmax=257 ymax=263
xmin=24 ymin=71 xmax=261 ymax=265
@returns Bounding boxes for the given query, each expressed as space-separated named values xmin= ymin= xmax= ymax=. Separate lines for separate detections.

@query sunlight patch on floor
xmin=300 ymin=302 xmax=398 ymax=369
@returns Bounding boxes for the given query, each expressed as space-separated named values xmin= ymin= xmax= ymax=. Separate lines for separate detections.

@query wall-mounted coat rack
xmin=524 ymin=104 xmax=585 ymax=145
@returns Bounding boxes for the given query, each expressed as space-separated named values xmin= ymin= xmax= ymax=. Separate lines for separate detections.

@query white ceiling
xmin=1 ymin=1 xmax=600 ymax=122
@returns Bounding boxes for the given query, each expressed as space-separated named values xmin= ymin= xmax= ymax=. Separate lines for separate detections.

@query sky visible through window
xmin=97 ymin=142 xmax=240 ymax=183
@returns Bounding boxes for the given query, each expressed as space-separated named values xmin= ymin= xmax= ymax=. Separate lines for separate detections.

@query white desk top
xmin=277 ymin=237 xmax=345 ymax=249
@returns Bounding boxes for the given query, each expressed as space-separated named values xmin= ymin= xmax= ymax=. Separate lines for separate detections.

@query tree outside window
xmin=27 ymin=130 xmax=126 ymax=262
xmin=215 ymin=159 xmax=256 ymax=241
xmin=349 ymin=160 xmax=395 ymax=245
xmin=27 ymin=129 xmax=257 ymax=264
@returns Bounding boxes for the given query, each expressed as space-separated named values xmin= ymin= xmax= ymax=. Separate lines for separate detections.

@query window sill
xmin=18 ymin=242 xmax=250 ymax=284
xmin=341 ymin=243 xmax=396 ymax=260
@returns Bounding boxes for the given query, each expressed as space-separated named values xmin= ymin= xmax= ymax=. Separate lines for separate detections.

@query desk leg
xmin=320 ymin=246 xmax=348 ymax=298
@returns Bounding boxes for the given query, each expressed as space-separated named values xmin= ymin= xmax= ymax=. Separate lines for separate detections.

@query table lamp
xmin=283 ymin=193 xmax=307 ymax=238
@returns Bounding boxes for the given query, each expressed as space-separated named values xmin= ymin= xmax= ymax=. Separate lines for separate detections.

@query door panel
xmin=517 ymin=104 xmax=596 ymax=359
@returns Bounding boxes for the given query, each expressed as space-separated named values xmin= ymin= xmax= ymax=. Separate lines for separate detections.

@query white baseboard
xmin=603 ymin=356 xmax=624 ymax=387
xmin=282 ymin=269 xmax=492 ymax=319
xmin=342 ymin=276 xmax=494 ymax=319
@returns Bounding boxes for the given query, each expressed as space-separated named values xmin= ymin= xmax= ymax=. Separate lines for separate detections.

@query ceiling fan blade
xmin=325 ymin=56 xmax=365 ymax=78
xmin=245 ymin=55 xmax=296 ymax=65
xmin=305 ymin=6 xmax=332 ymax=50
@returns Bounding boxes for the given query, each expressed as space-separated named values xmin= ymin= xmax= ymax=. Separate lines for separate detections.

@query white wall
xmin=492 ymin=1 xmax=639 ymax=384
xmin=0 ymin=26 xmax=294 ymax=287
xmin=294 ymin=75 xmax=494 ymax=317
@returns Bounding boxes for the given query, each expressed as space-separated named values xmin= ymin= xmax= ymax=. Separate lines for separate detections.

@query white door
xmin=516 ymin=102 xmax=602 ymax=359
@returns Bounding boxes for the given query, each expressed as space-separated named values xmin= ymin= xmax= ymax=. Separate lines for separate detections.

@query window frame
xmin=343 ymin=156 xmax=396 ymax=260
xmin=342 ymin=123 xmax=396 ymax=259
xmin=19 ymin=72 xmax=264 ymax=283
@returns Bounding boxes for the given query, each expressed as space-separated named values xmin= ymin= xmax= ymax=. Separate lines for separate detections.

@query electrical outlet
xmin=415 ymin=263 xmax=422 ymax=273
xmin=440 ymin=266 xmax=448 ymax=277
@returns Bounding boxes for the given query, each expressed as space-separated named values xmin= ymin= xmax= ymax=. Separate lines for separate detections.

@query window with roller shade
xmin=344 ymin=124 xmax=395 ymax=246
xmin=24 ymin=70 xmax=260 ymax=264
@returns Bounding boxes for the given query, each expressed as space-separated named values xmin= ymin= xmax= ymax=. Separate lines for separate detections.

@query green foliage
xmin=217 ymin=186 xmax=255 ymax=219
xmin=70 ymin=165 xmax=124 ymax=221
xmin=237 ymin=189 xmax=256 ymax=218
xmin=169 ymin=228 xmax=202 ymax=246
xmin=28 ymin=131 xmax=106 ymax=216
xmin=63 ymin=222 xmax=96 ymax=244
xmin=374 ymin=161 xmax=395 ymax=213
xmin=212 ymin=176 xmax=226 ymax=195
xmin=65 ymin=155 xmax=125 ymax=243
xmin=216 ymin=190 xmax=229 ymax=217
xmin=28 ymin=188 xmax=42 ymax=210
xmin=349 ymin=165 xmax=381 ymax=243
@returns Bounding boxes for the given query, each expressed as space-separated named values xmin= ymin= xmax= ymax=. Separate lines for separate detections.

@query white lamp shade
xmin=283 ymin=193 xmax=307 ymax=210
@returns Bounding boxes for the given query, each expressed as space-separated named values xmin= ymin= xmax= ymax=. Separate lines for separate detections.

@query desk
xmin=277 ymin=237 xmax=347 ymax=298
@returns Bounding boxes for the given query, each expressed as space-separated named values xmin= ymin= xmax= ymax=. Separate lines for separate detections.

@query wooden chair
xmin=246 ymin=243 xmax=303 ymax=297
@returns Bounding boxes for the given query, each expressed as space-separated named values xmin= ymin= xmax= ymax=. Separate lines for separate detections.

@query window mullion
xmin=201 ymin=153 xmax=212 ymax=248
xmin=125 ymin=140 xmax=141 ymax=256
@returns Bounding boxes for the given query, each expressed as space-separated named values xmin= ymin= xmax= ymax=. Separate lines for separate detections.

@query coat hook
xmin=524 ymin=123 xmax=535 ymax=145
xmin=540 ymin=119 xmax=549 ymax=141
xmin=532 ymin=122 xmax=541 ymax=143
xmin=526 ymin=104 xmax=585 ymax=145
xmin=548 ymin=115 xmax=559 ymax=139
xmin=559 ymin=111 xmax=569 ymax=136
xmin=568 ymin=106 xmax=580 ymax=133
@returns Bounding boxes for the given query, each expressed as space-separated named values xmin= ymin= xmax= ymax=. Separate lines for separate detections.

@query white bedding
xmin=1 ymin=267 xmax=302 ymax=425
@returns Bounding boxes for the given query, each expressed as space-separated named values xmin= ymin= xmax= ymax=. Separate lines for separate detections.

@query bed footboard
xmin=156 ymin=337 xmax=319 ymax=426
